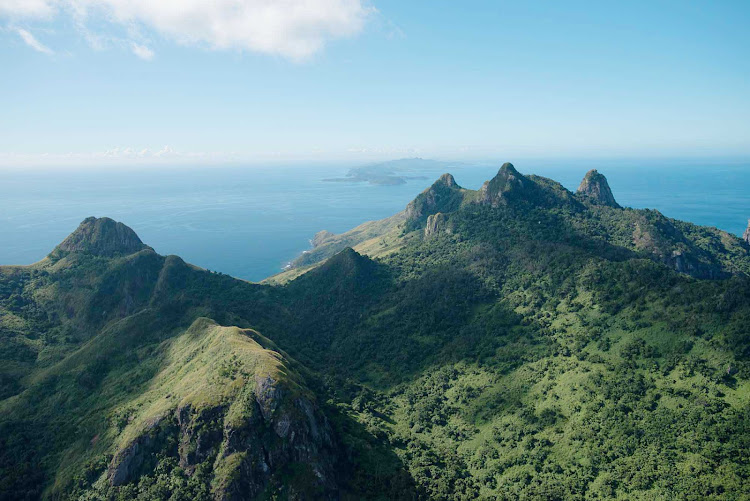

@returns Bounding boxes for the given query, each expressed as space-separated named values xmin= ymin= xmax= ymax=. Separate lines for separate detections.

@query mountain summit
xmin=577 ymin=169 xmax=620 ymax=207
xmin=404 ymin=172 xmax=463 ymax=223
xmin=478 ymin=162 xmax=529 ymax=206
xmin=54 ymin=217 xmax=150 ymax=257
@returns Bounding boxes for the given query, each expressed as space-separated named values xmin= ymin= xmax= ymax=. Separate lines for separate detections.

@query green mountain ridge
xmin=2 ymin=164 xmax=750 ymax=500
xmin=276 ymin=163 xmax=749 ymax=283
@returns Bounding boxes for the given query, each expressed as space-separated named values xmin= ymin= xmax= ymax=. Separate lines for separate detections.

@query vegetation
xmin=1 ymin=165 xmax=749 ymax=499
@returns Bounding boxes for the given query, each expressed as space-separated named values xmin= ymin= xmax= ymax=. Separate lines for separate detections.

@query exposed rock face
xmin=744 ymin=220 xmax=750 ymax=245
xmin=55 ymin=217 xmax=150 ymax=257
xmin=405 ymin=173 xmax=463 ymax=223
xmin=176 ymin=404 xmax=224 ymax=475
xmin=478 ymin=163 xmax=528 ymax=207
xmin=108 ymin=416 xmax=169 ymax=486
xmin=212 ymin=376 xmax=337 ymax=500
xmin=436 ymin=172 xmax=457 ymax=188
xmin=424 ymin=213 xmax=452 ymax=239
xmin=577 ymin=169 xmax=620 ymax=208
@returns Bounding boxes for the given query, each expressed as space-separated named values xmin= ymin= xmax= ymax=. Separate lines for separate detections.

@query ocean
xmin=1 ymin=159 xmax=748 ymax=282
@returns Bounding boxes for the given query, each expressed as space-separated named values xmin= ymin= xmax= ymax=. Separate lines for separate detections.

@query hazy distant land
xmin=322 ymin=158 xmax=442 ymax=185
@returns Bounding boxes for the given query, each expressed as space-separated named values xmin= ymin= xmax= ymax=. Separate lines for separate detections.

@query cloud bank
xmin=0 ymin=0 xmax=372 ymax=60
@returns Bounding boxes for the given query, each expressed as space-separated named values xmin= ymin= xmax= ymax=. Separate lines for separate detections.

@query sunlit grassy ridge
xmin=114 ymin=318 xmax=297 ymax=446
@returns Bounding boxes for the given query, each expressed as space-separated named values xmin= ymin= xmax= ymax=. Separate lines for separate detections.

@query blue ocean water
xmin=1 ymin=159 xmax=748 ymax=282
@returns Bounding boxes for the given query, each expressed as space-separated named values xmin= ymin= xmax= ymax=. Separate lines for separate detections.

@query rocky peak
xmin=54 ymin=217 xmax=150 ymax=257
xmin=478 ymin=162 xmax=528 ymax=207
xmin=404 ymin=173 xmax=463 ymax=222
xmin=744 ymin=219 xmax=750 ymax=245
xmin=577 ymin=169 xmax=620 ymax=208
xmin=436 ymin=173 xmax=457 ymax=188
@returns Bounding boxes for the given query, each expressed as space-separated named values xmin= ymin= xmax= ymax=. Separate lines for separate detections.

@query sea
xmin=1 ymin=158 xmax=748 ymax=282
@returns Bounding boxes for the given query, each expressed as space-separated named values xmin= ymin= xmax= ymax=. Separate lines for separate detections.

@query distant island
xmin=323 ymin=157 xmax=448 ymax=185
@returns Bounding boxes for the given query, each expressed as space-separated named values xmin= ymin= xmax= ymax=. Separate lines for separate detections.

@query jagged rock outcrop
xmin=577 ymin=169 xmax=620 ymax=208
xmin=54 ymin=217 xmax=150 ymax=257
xmin=405 ymin=173 xmax=463 ymax=223
xmin=108 ymin=417 xmax=168 ymax=486
xmin=478 ymin=163 xmax=529 ymax=207
xmin=744 ymin=220 xmax=750 ymax=245
xmin=436 ymin=172 xmax=457 ymax=188
xmin=424 ymin=212 xmax=453 ymax=239
xmin=212 ymin=376 xmax=336 ymax=500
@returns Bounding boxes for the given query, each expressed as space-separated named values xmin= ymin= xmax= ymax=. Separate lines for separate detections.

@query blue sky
xmin=1 ymin=0 xmax=749 ymax=166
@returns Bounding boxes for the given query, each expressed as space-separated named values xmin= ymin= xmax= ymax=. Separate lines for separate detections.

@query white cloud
xmin=154 ymin=145 xmax=175 ymax=157
xmin=16 ymin=27 xmax=54 ymax=54
xmin=1 ymin=0 xmax=373 ymax=60
xmin=0 ymin=0 xmax=55 ymax=18
xmin=102 ymin=146 xmax=178 ymax=159
xmin=131 ymin=42 xmax=154 ymax=60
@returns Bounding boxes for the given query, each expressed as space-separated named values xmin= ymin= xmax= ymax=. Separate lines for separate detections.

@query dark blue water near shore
xmin=1 ymin=159 xmax=748 ymax=281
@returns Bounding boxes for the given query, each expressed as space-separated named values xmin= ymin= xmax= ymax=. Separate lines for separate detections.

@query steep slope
xmin=477 ymin=162 xmax=532 ymax=207
xmin=576 ymin=168 xmax=621 ymax=207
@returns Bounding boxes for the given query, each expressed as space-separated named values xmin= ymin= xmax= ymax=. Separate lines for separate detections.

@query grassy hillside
xmin=1 ymin=164 xmax=750 ymax=500
xmin=0 ymin=236 xmax=411 ymax=500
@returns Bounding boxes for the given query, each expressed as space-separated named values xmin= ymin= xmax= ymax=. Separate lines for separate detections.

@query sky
xmin=1 ymin=0 xmax=749 ymax=167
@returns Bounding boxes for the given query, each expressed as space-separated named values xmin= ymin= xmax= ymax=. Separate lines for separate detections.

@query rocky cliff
xmin=424 ymin=212 xmax=453 ymax=239
xmin=576 ymin=169 xmax=620 ymax=208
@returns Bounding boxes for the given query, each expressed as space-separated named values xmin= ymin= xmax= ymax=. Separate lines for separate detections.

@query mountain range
xmin=1 ymin=164 xmax=749 ymax=500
